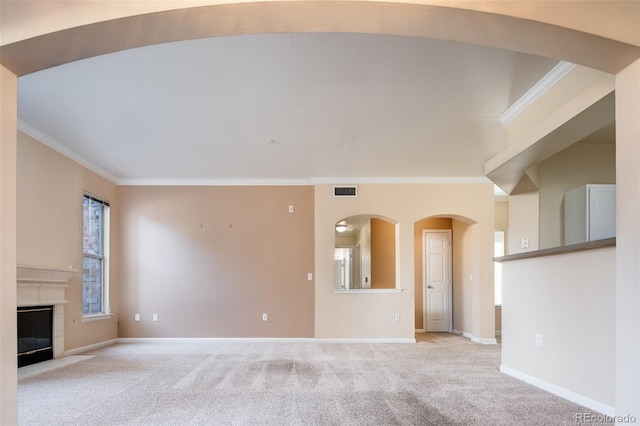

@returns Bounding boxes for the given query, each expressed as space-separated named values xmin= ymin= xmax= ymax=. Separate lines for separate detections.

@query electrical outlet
xmin=522 ymin=237 xmax=530 ymax=249
xmin=153 ymin=314 xmax=158 ymax=322
xmin=308 ymin=273 xmax=313 ymax=281
xmin=394 ymin=313 xmax=401 ymax=321
xmin=134 ymin=313 xmax=140 ymax=322
xmin=262 ymin=313 xmax=268 ymax=321
xmin=535 ymin=334 xmax=542 ymax=348
xmin=288 ymin=205 xmax=294 ymax=213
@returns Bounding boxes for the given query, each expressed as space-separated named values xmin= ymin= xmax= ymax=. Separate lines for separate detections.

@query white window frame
xmin=82 ymin=193 xmax=112 ymax=321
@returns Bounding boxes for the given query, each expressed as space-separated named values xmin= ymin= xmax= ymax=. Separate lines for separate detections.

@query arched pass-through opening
xmin=335 ymin=214 xmax=398 ymax=290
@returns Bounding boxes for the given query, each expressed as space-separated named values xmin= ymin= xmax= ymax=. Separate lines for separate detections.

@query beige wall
xmin=501 ymin=247 xmax=616 ymax=411
xmin=371 ymin=218 xmax=395 ymax=289
xmin=538 ymin=142 xmax=616 ymax=249
xmin=16 ymin=132 xmax=119 ymax=351
xmin=0 ymin=64 xmax=18 ymax=426
xmin=315 ymin=183 xmax=495 ymax=341
xmin=495 ymin=201 xmax=509 ymax=231
xmin=507 ymin=192 xmax=539 ymax=255
xmin=117 ymin=185 xmax=315 ymax=338
xmin=413 ymin=217 xmax=452 ymax=329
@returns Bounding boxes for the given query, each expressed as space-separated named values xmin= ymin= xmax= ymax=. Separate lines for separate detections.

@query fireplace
xmin=18 ymin=306 xmax=53 ymax=367
xmin=17 ymin=266 xmax=76 ymax=366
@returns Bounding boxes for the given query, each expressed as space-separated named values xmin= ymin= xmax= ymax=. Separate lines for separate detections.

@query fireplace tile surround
xmin=17 ymin=265 xmax=76 ymax=360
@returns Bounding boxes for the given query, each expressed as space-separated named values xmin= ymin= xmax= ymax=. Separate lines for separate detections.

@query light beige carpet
xmin=18 ymin=334 xmax=607 ymax=425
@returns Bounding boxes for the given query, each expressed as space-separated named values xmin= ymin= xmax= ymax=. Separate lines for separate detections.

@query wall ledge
xmin=494 ymin=238 xmax=615 ymax=263
xmin=333 ymin=289 xmax=404 ymax=294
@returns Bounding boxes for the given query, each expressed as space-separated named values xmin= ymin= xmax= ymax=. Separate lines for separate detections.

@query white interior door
xmin=424 ymin=230 xmax=452 ymax=332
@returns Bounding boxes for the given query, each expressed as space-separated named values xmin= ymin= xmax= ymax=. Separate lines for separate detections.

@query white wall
xmin=615 ymin=57 xmax=640 ymax=421
xmin=501 ymin=247 xmax=616 ymax=414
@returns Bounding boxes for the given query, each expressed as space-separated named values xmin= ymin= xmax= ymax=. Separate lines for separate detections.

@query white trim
xmin=18 ymin=119 xmax=120 ymax=184
xmin=423 ymin=229 xmax=453 ymax=333
xmin=474 ymin=337 xmax=498 ymax=345
xmin=118 ymin=337 xmax=317 ymax=344
xmin=499 ymin=61 xmax=577 ymax=125
xmin=121 ymin=176 xmax=493 ymax=186
xmin=17 ymin=118 xmax=495 ymax=188
xmin=80 ymin=313 xmax=114 ymax=323
xmin=333 ymin=288 xmax=404 ymax=294
xmin=119 ymin=178 xmax=313 ymax=186
xmin=314 ymin=338 xmax=416 ymax=344
xmin=452 ymin=329 xmax=497 ymax=345
xmin=500 ymin=364 xmax=614 ymax=416
xmin=63 ymin=338 xmax=118 ymax=356
xmin=311 ymin=176 xmax=492 ymax=185
xmin=117 ymin=337 xmax=415 ymax=344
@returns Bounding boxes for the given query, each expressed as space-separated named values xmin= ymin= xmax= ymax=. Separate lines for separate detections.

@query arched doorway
xmin=414 ymin=215 xmax=478 ymax=334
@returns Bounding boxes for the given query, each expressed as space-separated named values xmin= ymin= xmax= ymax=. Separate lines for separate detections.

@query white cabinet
xmin=564 ymin=184 xmax=616 ymax=245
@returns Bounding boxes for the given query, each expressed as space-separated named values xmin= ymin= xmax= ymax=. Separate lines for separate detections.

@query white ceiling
xmin=17 ymin=32 xmax=560 ymax=184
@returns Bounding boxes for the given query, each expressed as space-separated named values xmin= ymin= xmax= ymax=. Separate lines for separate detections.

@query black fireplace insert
xmin=17 ymin=306 xmax=53 ymax=367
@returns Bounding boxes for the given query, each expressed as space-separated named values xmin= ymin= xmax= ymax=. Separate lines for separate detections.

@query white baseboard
xmin=452 ymin=329 xmax=497 ymax=345
xmin=118 ymin=337 xmax=416 ymax=344
xmin=315 ymin=338 xmax=416 ymax=344
xmin=118 ymin=337 xmax=316 ymax=344
xmin=64 ymin=338 xmax=118 ymax=356
xmin=500 ymin=364 xmax=614 ymax=416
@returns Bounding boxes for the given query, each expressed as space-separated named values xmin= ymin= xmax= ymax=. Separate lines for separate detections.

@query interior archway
xmin=2 ymin=2 xmax=637 ymax=76
xmin=414 ymin=215 xmax=479 ymax=334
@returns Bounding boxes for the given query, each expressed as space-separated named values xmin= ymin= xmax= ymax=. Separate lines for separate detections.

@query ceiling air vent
xmin=333 ymin=186 xmax=358 ymax=197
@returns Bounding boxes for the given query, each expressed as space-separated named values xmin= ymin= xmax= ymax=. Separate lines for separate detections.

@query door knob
xmin=427 ymin=285 xmax=434 ymax=289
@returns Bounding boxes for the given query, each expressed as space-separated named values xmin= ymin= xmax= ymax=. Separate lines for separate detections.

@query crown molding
xmin=17 ymin=119 xmax=120 ymax=184
xmin=120 ymin=177 xmax=494 ymax=186
xmin=310 ymin=176 xmax=493 ymax=185
xmin=15 ymin=125 xmax=496 ymax=188
xmin=118 ymin=178 xmax=313 ymax=186
xmin=499 ymin=61 xmax=577 ymax=125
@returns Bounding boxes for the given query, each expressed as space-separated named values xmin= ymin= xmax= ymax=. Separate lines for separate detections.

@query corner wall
xmin=16 ymin=132 xmax=119 ymax=351
xmin=0 ymin=64 xmax=18 ymax=426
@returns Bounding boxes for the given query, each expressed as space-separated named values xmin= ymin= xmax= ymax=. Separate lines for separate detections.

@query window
xmin=83 ymin=194 xmax=110 ymax=316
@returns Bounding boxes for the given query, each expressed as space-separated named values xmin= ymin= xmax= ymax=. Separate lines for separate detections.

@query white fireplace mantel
xmin=17 ymin=265 xmax=76 ymax=307
xmin=17 ymin=265 xmax=76 ymax=359
xmin=17 ymin=265 xmax=76 ymax=284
